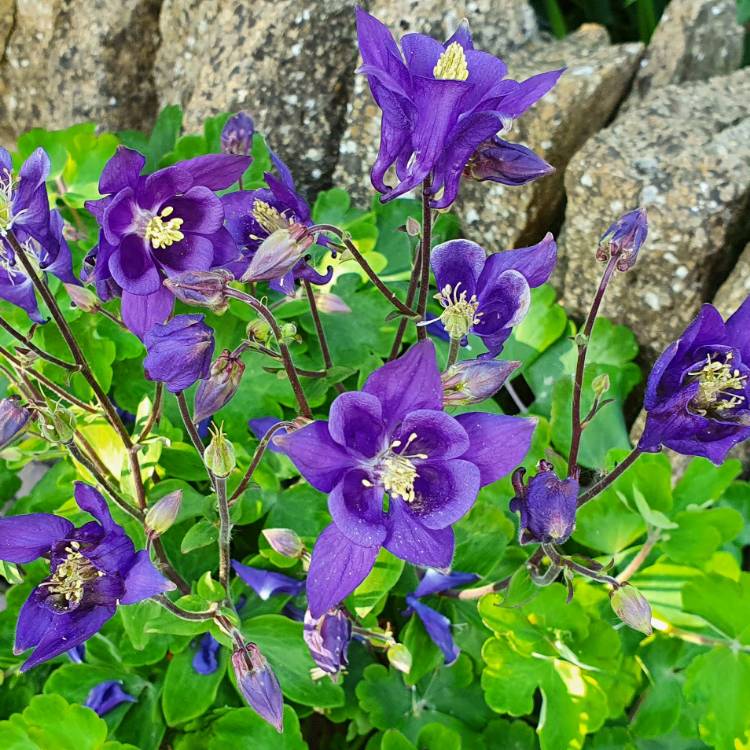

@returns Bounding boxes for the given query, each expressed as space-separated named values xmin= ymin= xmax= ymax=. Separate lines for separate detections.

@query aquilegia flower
xmin=0 ymin=482 xmax=173 ymax=671
xmin=84 ymin=681 xmax=136 ymax=717
xmin=427 ymin=234 xmax=556 ymax=357
xmin=193 ymin=632 xmax=222 ymax=675
xmin=232 ymin=560 xmax=305 ymax=600
xmin=0 ymin=396 xmax=31 ymax=451
xmin=222 ymin=150 xmax=331 ymax=295
xmin=84 ymin=146 xmax=250 ymax=338
xmin=221 ymin=112 xmax=255 ymax=156
xmin=232 ymin=641 xmax=284 ymax=732
xmin=510 ymin=460 xmax=578 ymax=544
xmin=464 ymin=139 xmax=553 ymax=186
xmin=303 ymin=607 xmax=352 ymax=679
xmin=598 ymin=208 xmax=648 ymax=271
xmin=0 ymin=149 xmax=79 ymax=321
xmin=639 ymin=299 xmax=750 ymax=463
xmin=273 ymin=340 xmax=536 ymax=617
xmin=356 ymin=7 xmax=562 ymax=207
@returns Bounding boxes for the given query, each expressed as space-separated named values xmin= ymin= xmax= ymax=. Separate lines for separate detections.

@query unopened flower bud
xmin=246 ymin=319 xmax=272 ymax=344
xmin=164 ymin=269 xmax=233 ymax=312
xmin=145 ymin=490 xmax=183 ymax=538
xmin=405 ymin=216 xmax=421 ymax=237
xmin=193 ymin=350 xmax=245 ymax=423
xmin=466 ymin=138 xmax=553 ymax=186
xmin=599 ymin=208 xmax=648 ymax=271
xmin=303 ymin=608 xmax=352 ymax=679
xmin=442 ymin=359 xmax=520 ymax=406
xmin=65 ymin=284 xmax=99 ymax=312
xmin=0 ymin=397 xmax=31 ymax=451
xmin=610 ymin=583 xmax=653 ymax=635
xmin=221 ymin=111 xmax=255 ymax=156
xmin=231 ymin=642 xmax=284 ymax=732
xmin=592 ymin=373 xmax=610 ymax=399
xmin=204 ymin=425 xmax=236 ymax=477
xmin=315 ymin=292 xmax=351 ymax=315
xmin=262 ymin=528 xmax=304 ymax=559
xmin=241 ymin=224 xmax=314 ymax=283
xmin=40 ymin=405 xmax=76 ymax=445
xmin=279 ymin=323 xmax=298 ymax=345
xmin=387 ymin=643 xmax=412 ymax=674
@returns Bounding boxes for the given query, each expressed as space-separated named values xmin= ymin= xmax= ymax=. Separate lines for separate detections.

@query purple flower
xmin=84 ymin=146 xmax=250 ymax=338
xmin=232 ymin=642 xmax=284 ymax=732
xmin=221 ymin=112 xmax=255 ymax=157
xmin=441 ymin=359 xmax=520 ymax=406
xmin=356 ymin=8 xmax=562 ymax=208
xmin=0 ymin=149 xmax=79 ymax=321
xmin=303 ymin=607 xmax=352 ymax=678
xmin=143 ymin=314 xmax=215 ymax=393
xmin=0 ymin=482 xmax=173 ymax=671
xmin=273 ymin=340 xmax=536 ymax=617
xmin=0 ymin=396 xmax=31 ymax=450
xmin=599 ymin=208 xmax=648 ymax=271
xmin=510 ymin=461 xmax=578 ymax=544
xmin=232 ymin=560 xmax=305 ymax=600
xmin=413 ymin=568 xmax=479 ymax=598
xmin=427 ymin=234 xmax=557 ymax=357
xmin=193 ymin=349 xmax=245 ymax=423
xmin=639 ymin=300 xmax=750 ymax=463
xmin=84 ymin=681 xmax=136 ymax=716
xmin=221 ymin=151 xmax=331 ymax=296
xmin=465 ymin=138 xmax=554 ymax=186
xmin=192 ymin=632 xmax=222 ymax=675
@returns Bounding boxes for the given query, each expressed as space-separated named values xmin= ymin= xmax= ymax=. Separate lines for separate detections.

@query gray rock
xmin=628 ymin=0 xmax=744 ymax=106
xmin=456 ymin=26 xmax=643 ymax=250
xmin=713 ymin=242 xmax=750 ymax=319
xmin=155 ymin=0 xmax=359 ymax=195
xmin=0 ymin=0 xmax=161 ymax=147
xmin=558 ymin=69 xmax=750 ymax=363
xmin=333 ymin=0 xmax=539 ymax=207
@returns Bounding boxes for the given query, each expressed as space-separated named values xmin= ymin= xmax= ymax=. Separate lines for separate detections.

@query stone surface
xmin=456 ymin=26 xmax=643 ymax=250
xmin=558 ymin=68 xmax=750 ymax=363
xmin=627 ymin=0 xmax=744 ymax=106
xmin=713 ymin=242 xmax=750 ymax=319
xmin=0 ymin=0 xmax=161 ymax=146
xmin=155 ymin=0 xmax=360 ymax=195
xmin=333 ymin=0 xmax=539 ymax=207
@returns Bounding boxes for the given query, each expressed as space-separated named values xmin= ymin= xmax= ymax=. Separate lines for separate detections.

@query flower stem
xmin=616 ymin=528 xmax=660 ymax=582
xmin=303 ymin=279 xmax=343 ymax=394
xmin=446 ymin=337 xmax=460 ymax=368
xmin=567 ymin=255 xmax=618 ymax=475
xmin=415 ymin=178 xmax=433 ymax=341
xmin=389 ymin=243 xmax=422 ymax=360
xmin=0 ymin=316 xmax=76 ymax=370
xmin=577 ymin=447 xmax=643 ymax=507
xmin=176 ymin=391 xmax=205 ymax=456
xmin=215 ymin=476 xmax=232 ymax=595
xmin=153 ymin=594 xmax=215 ymax=620
xmin=151 ymin=536 xmax=191 ymax=595
xmin=137 ymin=382 xmax=163 ymax=443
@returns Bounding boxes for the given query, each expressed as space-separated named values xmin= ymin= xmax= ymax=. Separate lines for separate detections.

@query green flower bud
xmin=592 ymin=373 xmax=610 ymax=399
xmin=205 ymin=425 xmax=236 ymax=478
xmin=40 ymin=405 xmax=76 ymax=445
xmin=279 ymin=323 xmax=298 ymax=345
xmin=145 ymin=490 xmax=183 ymax=537
xmin=247 ymin=319 xmax=272 ymax=344
xmin=610 ymin=583 xmax=653 ymax=635
xmin=262 ymin=528 xmax=305 ymax=558
xmin=387 ymin=643 xmax=412 ymax=674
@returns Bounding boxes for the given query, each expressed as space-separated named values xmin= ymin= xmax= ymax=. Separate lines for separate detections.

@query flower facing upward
xmin=0 ymin=483 xmax=173 ymax=671
xmin=639 ymin=299 xmax=750 ymax=463
xmin=598 ymin=208 xmax=648 ymax=271
xmin=221 ymin=112 xmax=255 ymax=156
xmin=427 ymin=234 xmax=557 ymax=356
xmin=355 ymin=7 xmax=562 ymax=207
xmin=272 ymin=340 xmax=536 ymax=617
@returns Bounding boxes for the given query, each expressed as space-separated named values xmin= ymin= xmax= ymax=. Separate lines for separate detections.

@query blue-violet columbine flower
xmin=598 ymin=208 xmax=648 ymax=271
xmin=639 ymin=299 xmax=750 ymax=463
xmin=0 ymin=482 xmax=173 ymax=671
xmin=84 ymin=147 xmax=250 ymax=338
xmin=232 ymin=560 xmax=306 ymax=600
xmin=464 ymin=138 xmax=553 ymax=186
xmin=232 ymin=642 xmax=284 ymax=732
xmin=356 ymin=7 xmax=562 ymax=207
xmin=427 ymin=234 xmax=556 ymax=357
xmin=84 ymin=681 xmax=137 ymax=716
xmin=221 ymin=112 xmax=255 ymax=156
xmin=273 ymin=339 xmax=536 ymax=617
xmin=193 ymin=632 xmax=222 ymax=675
xmin=0 ymin=396 xmax=31 ymax=451
xmin=303 ymin=607 xmax=352 ymax=679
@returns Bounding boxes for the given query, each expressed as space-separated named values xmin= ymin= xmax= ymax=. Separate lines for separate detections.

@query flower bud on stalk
xmin=204 ymin=425 xmax=236 ymax=478
xmin=164 ymin=269 xmax=234 ymax=312
xmin=465 ymin=138 xmax=554 ymax=186
xmin=442 ymin=359 xmax=520 ymax=406
xmin=246 ymin=319 xmax=272 ymax=344
xmin=262 ymin=528 xmax=305 ymax=559
xmin=387 ymin=643 xmax=413 ymax=675
xmin=610 ymin=583 xmax=653 ymax=635
xmin=231 ymin=642 xmax=284 ymax=732
xmin=598 ymin=208 xmax=648 ymax=271
xmin=145 ymin=490 xmax=183 ymax=541
xmin=39 ymin=405 xmax=76 ymax=445
xmin=241 ymin=224 xmax=314 ymax=283
xmin=221 ymin=112 xmax=255 ymax=156
xmin=194 ymin=350 xmax=245 ymax=423
xmin=64 ymin=284 xmax=100 ymax=313
xmin=592 ymin=373 xmax=610 ymax=399
xmin=314 ymin=292 xmax=351 ymax=315
xmin=279 ymin=323 xmax=298 ymax=345
xmin=0 ymin=397 xmax=31 ymax=451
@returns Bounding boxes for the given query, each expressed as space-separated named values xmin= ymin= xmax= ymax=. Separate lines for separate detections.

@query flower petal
xmin=103 ymin=188 xmax=139 ymax=244
xmin=99 ymin=147 xmax=145 ymax=194
xmin=232 ymin=561 xmax=305 ymax=600
xmin=0 ymin=513 xmax=74 ymax=563
xmin=406 ymin=595 xmax=460 ymax=664
xmin=328 ymin=391 xmax=385 ymax=458
xmin=156 ymin=234 xmax=215 ymax=276
xmin=74 ymin=482 xmax=117 ymax=530
xmin=479 ymin=233 xmax=557 ymax=289
xmin=121 ymin=286 xmax=174 ymax=340
xmin=394 ymin=410 xmax=470 ymax=460
xmin=179 ymin=153 xmax=252 ymax=191
xmin=328 ymin=469 xmax=388 ymax=547
xmin=121 ymin=549 xmax=175 ymax=604
xmin=412 ymin=569 xmax=479 ymax=598
xmin=14 ymin=589 xmax=55 ymax=653
xmin=167 ymin=186 xmax=225 ymax=234
xmin=499 ymin=68 xmax=564 ymax=118
xmin=430 ymin=239 xmax=485 ymax=299
xmin=109 ymin=234 xmax=162 ymax=295
xmin=408 ymin=459 xmax=480 ymax=529
xmin=384 ymin=503 xmax=454 ymax=567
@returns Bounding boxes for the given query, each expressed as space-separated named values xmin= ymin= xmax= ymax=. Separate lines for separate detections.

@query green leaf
xmin=401 ymin=615 xmax=443 ymax=686
xmin=197 ymin=572 xmax=226 ymax=602
xmin=661 ymin=507 xmax=744 ymax=565
xmin=417 ymin=723 xmax=462 ymax=749
xmin=348 ymin=548 xmax=405 ymax=618
xmin=629 ymin=486 xmax=677 ymax=530
xmin=382 ymin=729 xmax=417 ymax=750
xmin=673 ymin=457 xmax=742 ymax=511
xmin=207 ymin=706 xmax=307 ymax=749
xmin=181 ymin=519 xmax=218 ymax=553
xmin=160 ymin=443 xmax=210 ymax=481
xmin=682 ymin=572 xmax=750 ymax=641
xmin=115 ymin=682 xmax=165 ymax=750
xmin=144 ymin=105 xmax=183 ymax=171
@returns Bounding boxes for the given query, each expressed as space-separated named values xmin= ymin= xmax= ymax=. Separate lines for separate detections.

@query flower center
xmin=39 ymin=541 xmax=105 ymax=611
xmin=252 ymin=200 xmax=290 ymax=236
xmin=433 ymin=42 xmax=469 ymax=81
xmin=364 ymin=433 xmax=428 ymax=503
xmin=688 ymin=352 xmax=747 ymax=414
xmin=144 ymin=206 xmax=184 ymax=249
xmin=434 ymin=282 xmax=481 ymax=339
xmin=0 ymin=166 xmax=15 ymax=232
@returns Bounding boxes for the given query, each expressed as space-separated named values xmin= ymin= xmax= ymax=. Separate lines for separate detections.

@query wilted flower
xmin=356 ymin=8 xmax=562 ymax=207
xmin=84 ymin=681 xmax=136 ymax=716
xmin=510 ymin=460 xmax=578 ymax=545
xmin=273 ymin=340 xmax=536 ymax=617
xmin=192 ymin=632 xmax=222 ymax=675
xmin=145 ymin=490 xmax=183 ymax=538
xmin=262 ymin=528 xmax=305 ymax=559
xmin=442 ymin=359 xmax=520 ymax=406
xmin=204 ymin=425 xmax=236 ymax=477
xmin=0 ymin=397 xmax=31 ymax=451
xmin=303 ymin=607 xmax=352 ymax=679
xmin=598 ymin=208 xmax=648 ymax=271
xmin=194 ymin=350 xmax=245 ymax=423
xmin=221 ymin=112 xmax=255 ymax=156
xmin=465 ymin=138 xmax=553 ymax=186
xmin=639 ymin=299 xmax=750 ymax=463
xmin=610 ymin=584 xmax=653 ymax=635
xmin=232 ymin=560 xmax=305 ymax=600
xmin=163 ymin=269 xmax=234 ymax=312
xmin=0 ymin=483 xmax=173 ymax=671
xmin=143 ymin=314 xmax=215 ymax=393
xmin=231 ymin=642 xmax=284 ymax=732
xmin=427 ymin=234 xmax=556 ymax=356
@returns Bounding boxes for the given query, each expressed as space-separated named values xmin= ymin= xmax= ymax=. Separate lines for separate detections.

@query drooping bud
xmin=441 ymin=359 xmax=520 ymax=406
xmin=39 ymin=405 xmax=76 ymax=445
xmin=405 ymin=216 xmax=421 ymax=237
xmin=0 ymin=397 xmax=31 ymax=451
xmin=610 ymin=584 xmax=653 ymax=635
xmin=164 ymin=269 xmax=234 ymax=312
xmin=204 ymin=425 xmax=236 ymax=478
xmin=193 ymin=350 xmax=245 ymax=423
xmin=510 ymin=460 xmax=578 ymax=544
xmin=465 ymin=138 xmax=554 ymax=186
xmin=231 ymin=642 xmax=284 ymax=732
xmin=65 ymin=284 xmax=99 ymax=312
xmin=303 ymin=608 xmax=352 ymax=680
xmin=145 ymin=490 xmax=183 ymax=538
xmin=262 ymin=528 xmax=305 ymax=559
xmin=599 ymin=208 xmax=648 ymax=271
xmin=246 ymin=319 xmax=272 ymax=344
xmin=314 ymin=292 xmax=351 ymax=315
xmin=221 ymin=112 xmax=255 ymax=156
xmin=241 ymin=224 xmax=314 ymax=283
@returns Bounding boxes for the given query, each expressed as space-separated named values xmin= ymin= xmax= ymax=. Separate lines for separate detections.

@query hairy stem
xmin=446 ymin=337 xmax=460 ymax=368
xmin=388 ymin=243 xmax=422 ymax=361
xmin=153 ymin=594 xmax=215 ymax=620
xmin=137 ymin=383 xmax=163 ymax=443
xmin=216 ymin=476 xmax=232 ymax=595
xmin=0 ymin=316 xmax=76 ymax=370
xmin=415 ymin=178 xmax=433 ymax=341
xmin=177 ymin=391 xmax=205 ymax=456
xmin=617 ymin=529 xmax=660 ymax=582
xmin=303 ymin=279 xmax=344 ymax=395
xmin=577 ymin=447 xmax=643 ymax=507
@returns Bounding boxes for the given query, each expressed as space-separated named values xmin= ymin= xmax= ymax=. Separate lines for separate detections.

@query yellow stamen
xmin=434 ymin=282 xmax=481 ymax=340
xmin=433 ymin=42 xmax=469 ymax=81
xmin=252 ymin=200 xmax=289 ymax=235
xmin=145 ymin=206 xmax=184 ymax=249
xmin=688 ymin=352 xmax=747 ymax=414
xmin=40 ymin=544 xmax=104 ymax=611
